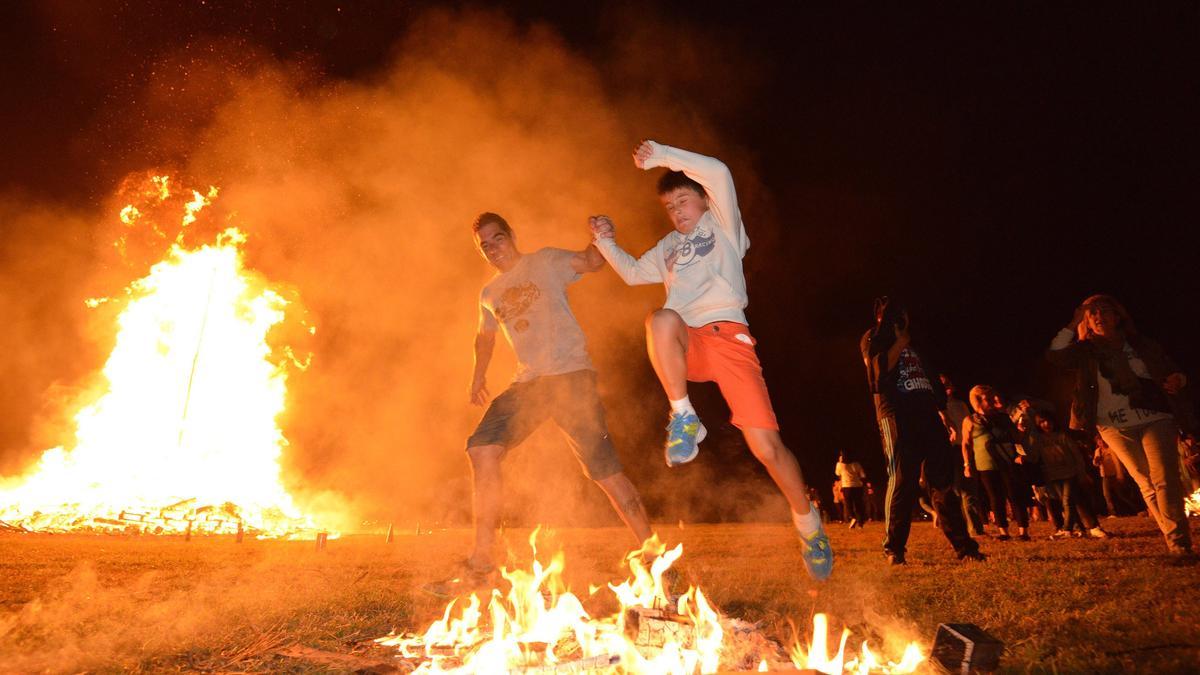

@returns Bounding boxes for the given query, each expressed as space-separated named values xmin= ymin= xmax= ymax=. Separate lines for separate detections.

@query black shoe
xmin=958 ymin=549 xmax=987 ymax=563
xmin=1017 ymin=533 xmax=1031 ymax=542
xmin=886 ymin=552 xmax=907 ymax=566
xmin=995 ymin=533 xmax=1011 ymax=542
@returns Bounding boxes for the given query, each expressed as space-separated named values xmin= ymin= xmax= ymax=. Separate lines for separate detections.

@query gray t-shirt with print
xmin=479 ymin=247 xmax=593 ymax=382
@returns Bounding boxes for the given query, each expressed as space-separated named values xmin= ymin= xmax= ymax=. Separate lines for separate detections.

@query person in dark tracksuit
xmin=861 ymin=297 xmax=984 ymax=565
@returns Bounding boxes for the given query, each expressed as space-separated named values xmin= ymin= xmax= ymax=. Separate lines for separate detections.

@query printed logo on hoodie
xmin=665 ymin=227 xmax=716 ymax=271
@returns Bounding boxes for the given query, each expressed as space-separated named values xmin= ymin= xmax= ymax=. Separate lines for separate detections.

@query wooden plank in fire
xmin=118 ymin=510 xmax=153 ymax=523
xmin=508 ymin=653 xmax=621 ymax=674
xmin=92 ymin=517 xmax=127 ymax=527
xmin=626 ymin=605 xmax=695 ymax=650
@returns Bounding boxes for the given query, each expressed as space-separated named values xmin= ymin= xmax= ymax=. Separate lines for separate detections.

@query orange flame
xmin=1186 ymin=488 xmax=1200 ymax=517
xmin=380 ymin=533 xmax=923 ymax=673
xmin=378 ymin=532 xmax=725 ymax=672
xmin=0 ymin=177 xmax=327 ymax=539
xmin=790 ymin=614 xmax=925 ymax=674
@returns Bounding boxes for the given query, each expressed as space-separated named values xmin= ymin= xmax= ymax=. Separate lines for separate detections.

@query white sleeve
xmin=594 ymin=237 xmax=664 ymax=285
xmin=642 ymin=141 xmax=749 ymax=256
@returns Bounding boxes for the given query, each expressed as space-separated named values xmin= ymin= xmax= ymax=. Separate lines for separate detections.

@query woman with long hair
xmin=1047 ymin=294 xmax=1195 ymax=557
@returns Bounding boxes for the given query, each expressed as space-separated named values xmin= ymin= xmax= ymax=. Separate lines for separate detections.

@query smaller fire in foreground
xmin=377 ymin=531 xmax=924 ymax=673
xmin=1185 ymin=489 xmax=1200 ymax=517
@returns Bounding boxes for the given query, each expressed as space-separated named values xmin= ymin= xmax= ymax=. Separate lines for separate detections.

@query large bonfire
xmin=0 ymin=176 xmax=325 ymax=538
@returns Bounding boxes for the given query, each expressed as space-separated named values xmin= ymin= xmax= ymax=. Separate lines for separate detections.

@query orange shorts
xmin=685 ymin=322 xmax=779 ymax=431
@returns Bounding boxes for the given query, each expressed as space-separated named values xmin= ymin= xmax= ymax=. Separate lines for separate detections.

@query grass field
xmin=1 ymin=515 xmax=1197 ymax=673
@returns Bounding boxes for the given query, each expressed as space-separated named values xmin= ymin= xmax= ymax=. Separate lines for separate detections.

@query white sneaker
xmin=1088 ymin=527 xmax=1110 ymax=539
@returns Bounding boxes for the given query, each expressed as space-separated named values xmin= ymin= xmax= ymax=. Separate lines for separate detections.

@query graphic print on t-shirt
xmin=896 ymin=348 xmax=934 ymax=394
xmin=495 ymin=282 xmax=541 ymax=333
xmin=1096 ymin=342 xmax=1171 ymax=428
xmin=665 ymin=227 xmax=716 ymax=271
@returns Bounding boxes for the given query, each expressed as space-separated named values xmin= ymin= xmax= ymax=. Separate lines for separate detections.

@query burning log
xmin=118 ymin=509 xmax=152 ymax=523
xmin=316 ymin=531 xmax=328 ymax=550
xmin=625 ymin=605 xmax=695 ymax=650
xmin=508 ymin=653 xmax=621 ymax=674
xmin=0 ymin=519 xmax=29 ymax=532
xmin=386 ymin=523 xmax=394 ymax=543
xmin=93 ymin=517 xmax=126 ymax=527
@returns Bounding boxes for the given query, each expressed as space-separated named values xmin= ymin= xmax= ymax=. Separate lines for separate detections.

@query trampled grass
xmin=0 ymin=516 xmax=1197 ymax=673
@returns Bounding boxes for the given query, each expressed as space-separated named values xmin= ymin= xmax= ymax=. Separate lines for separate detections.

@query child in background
xmin=1024 ymin=412 xmax=1109 ymax=539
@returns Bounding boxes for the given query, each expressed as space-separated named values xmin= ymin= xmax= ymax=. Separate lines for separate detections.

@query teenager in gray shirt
xmin=427 ymin=212 xmax=653 ymax=596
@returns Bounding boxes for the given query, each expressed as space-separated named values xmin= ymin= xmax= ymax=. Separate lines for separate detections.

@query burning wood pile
xmin=0 ymin=176 xmax=329 ymax=541
xmin=0 ymin=497 xmax=325 ymax=539
xmin=376 ymin=532 xmax=925 ymax=674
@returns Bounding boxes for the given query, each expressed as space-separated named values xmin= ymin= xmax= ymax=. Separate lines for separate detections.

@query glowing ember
xmin=1186 ymin=488 xmax=1200 ymax=517
xmin=378 ymin=532 xmax=924 ymax=673
xmin=0 ymin=178 xmax=325 ymax=539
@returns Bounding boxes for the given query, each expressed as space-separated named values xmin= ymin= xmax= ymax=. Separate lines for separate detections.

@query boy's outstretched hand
xmin=632 ymin=140 xmax=656 ymax=169
xmin=589 ymin=215 xmax=615 ymax=239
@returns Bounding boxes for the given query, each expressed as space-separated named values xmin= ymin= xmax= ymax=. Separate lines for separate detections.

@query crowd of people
xmin=428 ymin=131 xmax=1196 ymax=595
xmin=849 ymin=294 xmax=1199 ymax=564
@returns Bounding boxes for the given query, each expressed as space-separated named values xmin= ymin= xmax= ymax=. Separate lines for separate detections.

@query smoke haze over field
xmin=0 ymin=7 xmax=788 ymax=529
xmin=3 ymin=2 xmax=1196 ymax=530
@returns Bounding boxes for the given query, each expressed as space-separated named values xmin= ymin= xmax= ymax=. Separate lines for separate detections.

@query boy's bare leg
xmin=645 ymin=309 xmax=690 ymax=400
xmin=596 ymin=472 xmax=654 ymax=544
xmin=743 ymin=427 xmax=814 ymax=515
xmin=466 ymin=444 xmax=505 ymax=569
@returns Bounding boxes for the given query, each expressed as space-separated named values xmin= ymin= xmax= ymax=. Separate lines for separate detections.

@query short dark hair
xmin=472 ymin=212 xmax=512 ymax=237
xmin=656 ymin=170 xmax=705 ymax=197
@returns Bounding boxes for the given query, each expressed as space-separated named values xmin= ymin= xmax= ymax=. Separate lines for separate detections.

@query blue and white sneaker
xmin=798 ymin=516 xmax=834 ymax=581
xmin=664 ymin=411 xmax=707 ymax=467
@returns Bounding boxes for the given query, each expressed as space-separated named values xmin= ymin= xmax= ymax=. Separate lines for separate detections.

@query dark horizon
xmin=2 ymin=1 xmax=1197 ymax=520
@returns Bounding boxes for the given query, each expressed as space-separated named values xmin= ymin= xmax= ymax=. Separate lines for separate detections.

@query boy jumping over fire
xmin=589 ymin=141 xmax=832 ymax=581
xmin=428 ymin=212 xmax=654 ymax=596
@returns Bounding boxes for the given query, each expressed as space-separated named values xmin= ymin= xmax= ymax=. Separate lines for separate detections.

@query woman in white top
xmin=1047 ymin=294 xmax=1194 ymax=557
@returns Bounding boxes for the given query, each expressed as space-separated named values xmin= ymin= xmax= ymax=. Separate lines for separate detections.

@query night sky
xmin=2 ymin=2 xmax=1197 ymax=513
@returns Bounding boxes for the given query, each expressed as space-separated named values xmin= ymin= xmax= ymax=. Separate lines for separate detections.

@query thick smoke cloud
xmin=1 ymin=7 xmax=789 ymax=531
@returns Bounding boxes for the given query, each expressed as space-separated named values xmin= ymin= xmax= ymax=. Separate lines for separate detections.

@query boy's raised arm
xmin=635 ymin=140 xmax=748 ymax=255
xmin=589 ymin=215 xmax=664 ymax=286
